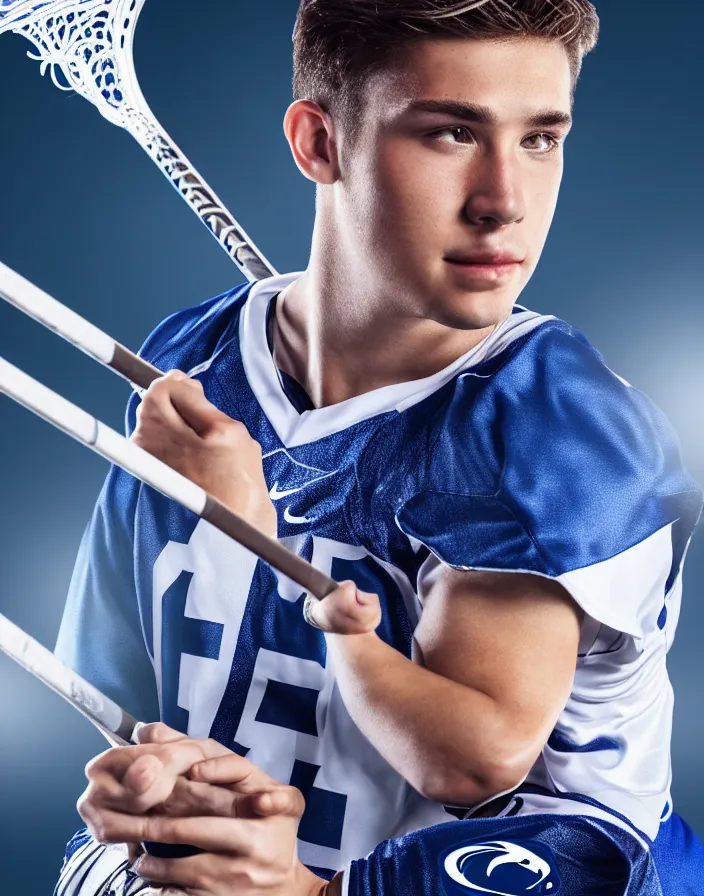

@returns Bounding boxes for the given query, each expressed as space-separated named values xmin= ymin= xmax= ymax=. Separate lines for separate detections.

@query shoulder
xmin=429 ymin=317 xmax=694 ymax=503
xmin=122 ymin=281 xmax=253 ymax=432
xmin=138 ymin=280 xmax=254 ymax=374
xmin=396 ymin=318 xmax=702 ymax=594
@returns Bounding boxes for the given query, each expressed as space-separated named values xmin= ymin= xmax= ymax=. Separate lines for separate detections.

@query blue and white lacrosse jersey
xmin=55 ymin=272 xmax=703 ymax=894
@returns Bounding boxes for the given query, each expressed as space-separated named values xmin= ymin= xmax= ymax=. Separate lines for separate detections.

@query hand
xmin=304 ymin=580 xmax=382 ymax=635
xmin=80 ymin=723 xmax=330 ymax=896
xmin=130 ymin=751 xmax=328 ymax=896
xmin=132 ymin=370 xmax=277 ymax=538
xmin=77 ymin=724 xmax=296 ymax=863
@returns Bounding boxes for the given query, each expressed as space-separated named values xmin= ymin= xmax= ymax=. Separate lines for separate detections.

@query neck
xmin=273 ymin=241 xmax=497 ymax=410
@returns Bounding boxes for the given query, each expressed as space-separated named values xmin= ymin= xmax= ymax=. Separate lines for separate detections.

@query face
xmin=334 ymin=37 xmax=574 ymax=330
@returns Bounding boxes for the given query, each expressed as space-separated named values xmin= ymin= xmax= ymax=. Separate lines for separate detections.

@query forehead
xmin=365 ymin=36 xmax=573 ymax=121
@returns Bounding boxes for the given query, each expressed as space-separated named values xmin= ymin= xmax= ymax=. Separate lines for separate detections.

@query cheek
xmin=365 ymin=143 xmax=453 ymax=244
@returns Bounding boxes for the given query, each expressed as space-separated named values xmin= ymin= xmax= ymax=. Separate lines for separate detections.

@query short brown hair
xmin=293 ymin=0 xmax=599 ymax=129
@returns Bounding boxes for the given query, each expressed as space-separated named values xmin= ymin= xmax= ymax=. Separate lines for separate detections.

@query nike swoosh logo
xmin=269 ymin=470 xmax=338 ymax=501
xmin=284 ymin=507 xmax=313 ymax=525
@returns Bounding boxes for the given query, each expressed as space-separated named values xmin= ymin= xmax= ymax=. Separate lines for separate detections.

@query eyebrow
xmin=405 ymin=99 xmax=573 ymax=129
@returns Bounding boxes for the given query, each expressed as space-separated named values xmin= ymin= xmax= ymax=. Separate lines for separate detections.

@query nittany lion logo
xmin=441 ymin=839 xmax=561 ymax=895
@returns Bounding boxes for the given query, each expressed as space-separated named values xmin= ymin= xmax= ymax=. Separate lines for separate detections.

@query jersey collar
xmin=240 ymin=272 xmax=553 ymax=448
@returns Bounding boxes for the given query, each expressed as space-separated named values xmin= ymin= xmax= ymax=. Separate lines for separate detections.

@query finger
xmin=127 ymin=843 xmax=144 ymax=865
xmin=78 ymin=766 xmax=163 ymax=821
xmin=132 ymin=851 xmax=228 ymax=889
xmin=89 ymin=740 xmax=235 ymax=812
xmin=188 ymin=753 xmax=276 ymax=791
xmin=120 ymin=740 xmax=236 ymax=809
xmin=82 ymin=778 xmax=241 ymax=834
xmin=306 ymin=581 xmax=382 ymax=634
xmin=166 ymin=375 xmax=232 ymax=438
xmin=81 ymin=769 xmax=123 ymax=802
xmin=85 ymin=745 xmax=151 ymax=783
xmin=134 ymin=722 xmax=189 ymax=745
xmin=147 ymin=738 xmax=235 ymax=776
xmin=250 ymin=787 xmax=305 ymax=820
xmin=86 ymin=741 xmax=209 ymax=784
xmin=122 ymin=753 xmax=168 ymax=797
xmin=136 ymin=373 xmax=194 ymax=435
xmin=159 ymin=777 xmax=239 ymax=819
xmin=94 ymin=812 xmax=257 ymax=854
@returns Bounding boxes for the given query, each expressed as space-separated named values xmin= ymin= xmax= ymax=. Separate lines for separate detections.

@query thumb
xmin=304 ymin=581 xmax=382 ymax=635
xmin=250 ymin=787 xmax=306 ymax=820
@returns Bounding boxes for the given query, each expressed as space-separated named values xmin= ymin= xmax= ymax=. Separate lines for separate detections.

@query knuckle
xmin=226 ymin=418 xmax=248 ymax=437
xmin=91 ymin=820 xmax=109 ymax=844
xmin=138 ymin=816 xmax=155 ymax=842
xmin=248 ymin=828 xmax=266 ymax=859
xmin=85 ymin=748 xmax=116 ymax=778
xmin=208 ymin=417 xmax=242 ymax=442
xmin=145 ymin=375 xmax=168 ymax=395
xmin=141 ymin=722 xmax=169 ymax=743
xmin=288 ymin=786 xmax=305 ymax=816
xmin=76 ymin=793 xmax=93 ymax=822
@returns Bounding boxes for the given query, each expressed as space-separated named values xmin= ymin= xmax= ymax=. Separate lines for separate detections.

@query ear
xmin=283 ymin=100 xmax=340 ymax=185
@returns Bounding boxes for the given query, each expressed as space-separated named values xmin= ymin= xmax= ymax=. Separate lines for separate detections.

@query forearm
xmin=327 ymin=632 xmax=529 ymax=804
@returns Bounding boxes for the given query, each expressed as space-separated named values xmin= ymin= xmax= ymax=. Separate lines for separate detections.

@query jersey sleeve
xmin=395 ymin=323 xmax=703 ymax=638
xmin=341 ymin=813 xmax=659 ymax=896
xmin=54 ymin=459 xmax=159 ymax=723
xmin=55 ymin=831 xmax=153 ymax=896
xmin=54 ymin=282 xmax=252 ymax=719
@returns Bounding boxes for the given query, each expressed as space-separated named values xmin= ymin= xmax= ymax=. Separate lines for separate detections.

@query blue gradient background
xmin=0 ymin=1 xmax=702 ymax=891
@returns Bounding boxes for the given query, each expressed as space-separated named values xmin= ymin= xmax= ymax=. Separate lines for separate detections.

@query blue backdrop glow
xmin=0 ymin=1 xmax=702 ymax=891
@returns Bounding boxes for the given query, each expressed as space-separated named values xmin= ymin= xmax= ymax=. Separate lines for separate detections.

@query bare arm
xmin=325 ymin=567 xmax=582 ymax=805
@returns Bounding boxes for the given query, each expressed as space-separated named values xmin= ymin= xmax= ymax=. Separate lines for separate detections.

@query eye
xmin=522 ymin=133 xmax=562 ymax=153
xmin=431 ymin=126 xmax=475 ymax=145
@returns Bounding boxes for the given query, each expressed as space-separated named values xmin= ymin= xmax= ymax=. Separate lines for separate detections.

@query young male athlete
xmin=54 ymin=1 xmax=704 ymax=894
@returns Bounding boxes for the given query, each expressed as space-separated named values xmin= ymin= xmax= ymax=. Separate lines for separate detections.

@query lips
xmin=445 ymin=251 xmax=524 ymax=265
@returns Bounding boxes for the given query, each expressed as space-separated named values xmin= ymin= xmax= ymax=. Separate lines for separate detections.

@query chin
xmin=427 ymin=286 xmax=518 ymax=332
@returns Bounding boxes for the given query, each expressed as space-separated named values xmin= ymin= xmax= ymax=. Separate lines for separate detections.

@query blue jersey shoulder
xmin=123 ymin=281 xmax=253 ymax=434
xmin=138 ymin=281 xmax=253 ymax=375
xmin=395 ymin=319 xmax=702 ymax=578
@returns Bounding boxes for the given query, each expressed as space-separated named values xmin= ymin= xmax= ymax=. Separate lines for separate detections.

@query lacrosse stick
xmin=0 ymin=259 xmax=163 ymax=388
xmin=0 ymin=610 xmax=138 ymax=746
xmin=0 ymin=0 xmax=276 ymax=282
xmin=0 ymin=352 xmax=339 ymax=601
xmin=0 ymin=611 xmax=205 ymax=858
xmin=0 ymin=260 xmax=342 ymax=607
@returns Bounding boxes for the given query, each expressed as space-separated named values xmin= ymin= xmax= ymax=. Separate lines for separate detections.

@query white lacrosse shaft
xmin=0 ymin=259 xmax=116 ymax=362
xmin=0 ymin=356 xmax=208 ymax=513
xmin=0 ymin=611 xmax=138 ymax=745
xmin=0 ymin=260 xmax=162 ymax=388
xmin=0 ymin=0 xmax=277 ymax=282
xmin=0 ymin=356 xmax=339 ymax=598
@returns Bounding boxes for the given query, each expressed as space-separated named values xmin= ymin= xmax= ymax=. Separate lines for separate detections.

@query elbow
xmin=414 ymin=751 xmax=534 ymax=808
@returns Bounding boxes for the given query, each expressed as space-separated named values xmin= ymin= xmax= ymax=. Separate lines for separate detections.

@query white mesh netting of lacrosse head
xmin=1 ymin=0 xmax=276 ymax=280
xmin=1 ymin=0 xmax=150 ymax=130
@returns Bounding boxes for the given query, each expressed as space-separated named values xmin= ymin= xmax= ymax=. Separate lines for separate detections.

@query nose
xmin=462 ymin=149 xmax=526 ymax=228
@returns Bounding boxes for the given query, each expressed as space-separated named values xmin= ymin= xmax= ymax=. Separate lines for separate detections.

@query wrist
xmin=329 ymin=629 xmax=381 ymax=658
xmin=295 ymin=861 xmax=330 ymax=896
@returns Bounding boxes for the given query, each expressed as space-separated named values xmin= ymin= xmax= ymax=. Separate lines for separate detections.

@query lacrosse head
xmin=1 ymin=0 xmax=146 ymax=128
xmin=2 ymin=0 xmax=276 ymax=281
